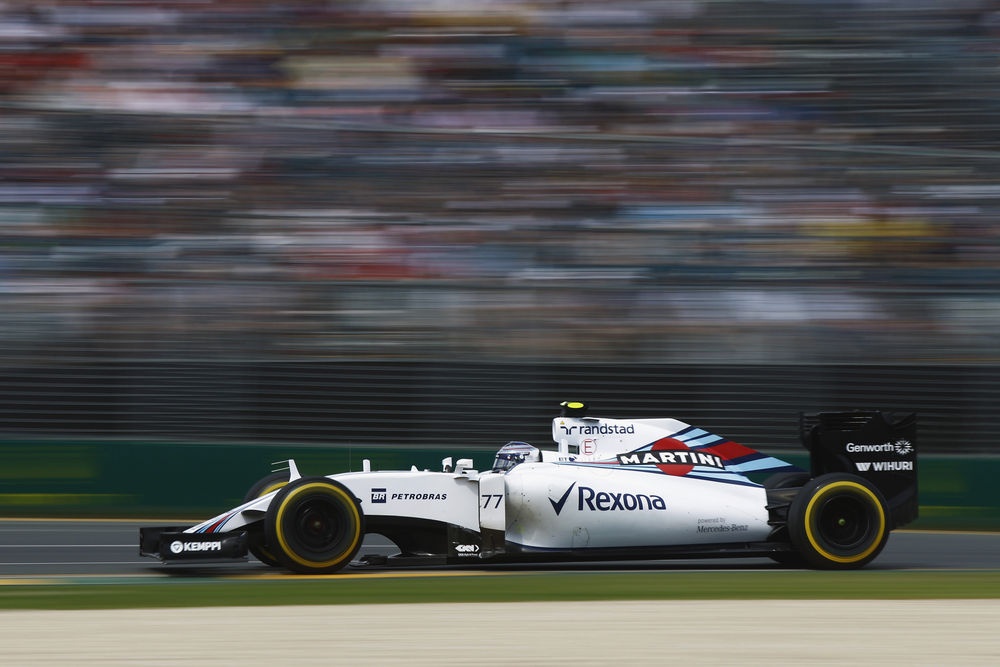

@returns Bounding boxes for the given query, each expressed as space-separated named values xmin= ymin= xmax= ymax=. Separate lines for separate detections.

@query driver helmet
xmin=492 ymin=441 xmax=540 ymax=473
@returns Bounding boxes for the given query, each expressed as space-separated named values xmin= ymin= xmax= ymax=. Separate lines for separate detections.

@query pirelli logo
xmin=617 ymin=450 xmax=725 ymax=469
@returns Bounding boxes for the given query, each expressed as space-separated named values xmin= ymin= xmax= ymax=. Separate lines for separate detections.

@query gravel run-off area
xmin=0 ymin=600 xmax=1000 ymax=667
xmin=3 ymin=599 xmax=999 ymax=666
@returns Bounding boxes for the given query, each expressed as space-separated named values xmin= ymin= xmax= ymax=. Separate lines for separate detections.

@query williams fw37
xmin=140 ymin=402 xmax=918 ymax=573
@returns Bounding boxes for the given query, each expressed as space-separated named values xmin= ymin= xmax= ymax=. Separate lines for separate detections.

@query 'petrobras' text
xmin=391 ymin=492 xmax=447 ymax=501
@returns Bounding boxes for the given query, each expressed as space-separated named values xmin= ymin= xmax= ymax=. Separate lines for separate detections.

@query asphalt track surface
xmin=1 ymin=519 xmax=998 ymax=577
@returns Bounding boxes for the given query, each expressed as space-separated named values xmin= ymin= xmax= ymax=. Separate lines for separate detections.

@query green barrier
xmin=0 ymin=440 xmax=483 ymax=519
xmin=1 ymin=440 xmax=997 ymax=530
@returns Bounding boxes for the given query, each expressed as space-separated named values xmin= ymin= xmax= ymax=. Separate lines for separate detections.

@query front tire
xmin=787 ymin=473 xmax=889 ymax=569
xmin=265 ymin=477 xmax=365 ymax=574
xmin=243 ymin=471 xmax=291 ymax=567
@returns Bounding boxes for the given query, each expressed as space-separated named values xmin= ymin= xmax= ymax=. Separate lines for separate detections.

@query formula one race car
xmin=140 ymin=402 xmax=918 ymax=573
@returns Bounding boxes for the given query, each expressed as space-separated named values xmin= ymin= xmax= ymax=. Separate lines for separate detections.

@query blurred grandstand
xmin=2 ymin=1 xmax=1000 ymax=450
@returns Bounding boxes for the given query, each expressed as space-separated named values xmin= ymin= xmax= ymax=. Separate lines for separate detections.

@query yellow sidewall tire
xmin=243 ymin=472 xmax=291 ymax=567
xmin=259 ymin=481 xmax=286 ymax=495
xmin=265 ymin=477 xmax=364 ymax=574
xmin=788 ymin=474 xmax=889 ymax=569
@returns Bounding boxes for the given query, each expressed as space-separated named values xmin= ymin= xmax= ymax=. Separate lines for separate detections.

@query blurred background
xmin=2 ymin=0 xmax=1000 ymax=520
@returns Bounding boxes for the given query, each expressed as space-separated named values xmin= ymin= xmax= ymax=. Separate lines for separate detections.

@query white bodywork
xmin=504 ymin=463 xmax=770 ymax=549
xmin=186 ymin=412 xmax=794 ymax=556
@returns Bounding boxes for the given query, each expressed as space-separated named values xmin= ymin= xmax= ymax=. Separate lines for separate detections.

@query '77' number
xmin=481 ymin=494 xmax=503 ymax=509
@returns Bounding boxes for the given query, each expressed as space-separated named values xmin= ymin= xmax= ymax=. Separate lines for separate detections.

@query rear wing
xmin=800 ymin=411 xmax=918 ymax=528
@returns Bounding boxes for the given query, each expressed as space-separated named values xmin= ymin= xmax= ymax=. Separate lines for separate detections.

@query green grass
xmin=1 ymin=570 xmax=998 ymax=610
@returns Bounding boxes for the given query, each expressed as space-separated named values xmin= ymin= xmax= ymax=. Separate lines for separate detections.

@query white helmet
xmin=492 ymin=441 xmax=540 ymax=472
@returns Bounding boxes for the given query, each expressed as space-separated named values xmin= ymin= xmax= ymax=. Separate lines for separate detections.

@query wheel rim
xmin=293 ymin=497 xmax=346 ymax=553
xmin=815 ymin=494 xmax=875 ymax=553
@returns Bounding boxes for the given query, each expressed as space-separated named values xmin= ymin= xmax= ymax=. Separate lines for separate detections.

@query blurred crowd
xmin=2 ymin=0 xmax=1000 ymax=363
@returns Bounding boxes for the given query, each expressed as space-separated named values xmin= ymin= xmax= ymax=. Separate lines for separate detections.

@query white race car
xmin=140 ymin=402 xmax=918 ymax=572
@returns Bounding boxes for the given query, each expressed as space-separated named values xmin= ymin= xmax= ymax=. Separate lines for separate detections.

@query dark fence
xmin=1 ymin=361 xmax=995 ymax=454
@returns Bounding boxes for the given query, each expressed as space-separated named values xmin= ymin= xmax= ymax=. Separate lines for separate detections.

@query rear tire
xmin=764 ymin=471 xmax=811 ymax=567
xmin=763 ymin=472 xmax=810 ymax=490
xmin=265 ymin=477 xmax=364 ymax=574
xmin=787 ymin=473 xmax=889 ymax=569
xmin=243 ymin=471 xmax=290 ymax=567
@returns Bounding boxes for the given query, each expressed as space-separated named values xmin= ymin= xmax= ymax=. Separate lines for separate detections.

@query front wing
xmin=140 ymin=526 xmax=248 ymax=562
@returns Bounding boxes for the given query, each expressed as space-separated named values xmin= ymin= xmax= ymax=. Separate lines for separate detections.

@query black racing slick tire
xmin=787 ymin=473 xmax=889 ymax=570
xmin=763 ymin=472 xmax=811 ymax=490
xmin=764 ymin=471 xmax=811 ymax=567
xmin=243 ymin=471 xmax=291 ymax=567
xmin=264 ymin=477 xmax=365 ymax=574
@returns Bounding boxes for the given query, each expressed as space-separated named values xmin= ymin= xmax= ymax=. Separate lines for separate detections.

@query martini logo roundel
xmin=652 ymin=437 xmax=697 ymax=476
xmin=616 ymin=437 xmax=726 ymax=476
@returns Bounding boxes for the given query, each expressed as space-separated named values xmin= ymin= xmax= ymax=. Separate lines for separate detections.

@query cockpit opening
xmin=492 ymin=441 xmax=540 ymax=473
